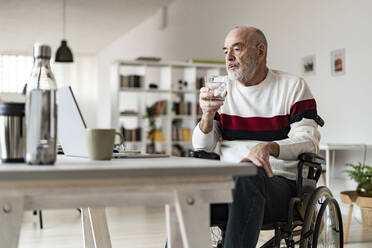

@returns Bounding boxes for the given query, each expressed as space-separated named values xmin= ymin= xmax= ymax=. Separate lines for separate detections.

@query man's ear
xmin=257 ymin=43 xmax=266 ymax=57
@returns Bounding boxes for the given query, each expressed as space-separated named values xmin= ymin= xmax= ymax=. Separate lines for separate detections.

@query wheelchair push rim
xmin=312 ymin=197 xmax=343 ymax=248
xmin=300 ymin=186 xmax=343 ymax=248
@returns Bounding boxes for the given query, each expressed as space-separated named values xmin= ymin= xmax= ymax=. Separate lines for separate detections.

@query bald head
xmin=230 ymin=26 xmax=268 ymax=57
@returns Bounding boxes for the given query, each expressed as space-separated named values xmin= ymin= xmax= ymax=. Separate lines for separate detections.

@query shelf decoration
xmin=188 ymin=58 xmax=225 ymax=64
xmin=147 ymin=129 xmax=165 ymax=142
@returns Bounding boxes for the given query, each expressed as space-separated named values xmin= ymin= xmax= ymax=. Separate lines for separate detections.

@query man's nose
xmin=226 ymin=52 xmax=235 ymax=62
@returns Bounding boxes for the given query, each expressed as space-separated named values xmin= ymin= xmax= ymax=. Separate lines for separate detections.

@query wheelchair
xmin=190 ymin=150 xmax=344 ymax=248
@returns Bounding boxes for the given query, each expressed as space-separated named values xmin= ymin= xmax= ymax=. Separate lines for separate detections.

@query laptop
xmin=57 ymin=86 xmax=169 ymax=159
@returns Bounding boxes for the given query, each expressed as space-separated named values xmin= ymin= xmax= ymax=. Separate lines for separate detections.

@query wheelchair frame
xmin=190 ymin=151 xmax=344 ymax=248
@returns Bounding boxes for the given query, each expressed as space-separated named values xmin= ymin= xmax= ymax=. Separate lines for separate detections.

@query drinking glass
xmin=205 ymin=75 xmax=228 ymax=101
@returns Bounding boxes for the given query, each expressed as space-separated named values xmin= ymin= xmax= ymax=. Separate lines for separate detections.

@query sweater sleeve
xmin=192 ymin=120 xmax=222 ymax=152
xmin=276 ymin=78 xmax=321 ymax=160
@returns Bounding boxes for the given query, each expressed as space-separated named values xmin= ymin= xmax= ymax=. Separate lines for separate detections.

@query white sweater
xmin=192 ymin=69 xmax=321 ymax=180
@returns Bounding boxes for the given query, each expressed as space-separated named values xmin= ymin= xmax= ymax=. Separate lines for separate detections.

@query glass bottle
xmin=25 ymin=44 xmax=57 ymax=165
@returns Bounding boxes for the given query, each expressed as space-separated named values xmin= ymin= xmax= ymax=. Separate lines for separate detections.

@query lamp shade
xmin=55 ymin=40 xmax=73 ymax=62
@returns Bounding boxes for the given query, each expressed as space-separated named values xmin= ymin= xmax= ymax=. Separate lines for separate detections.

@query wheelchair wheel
xmin=312 ymin=197 xmax=343 ymax=247
xmin=300 ymin=186 xmax=343 ymax=248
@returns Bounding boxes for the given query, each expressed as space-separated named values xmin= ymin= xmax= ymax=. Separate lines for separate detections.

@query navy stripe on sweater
xmin=215 ymin=98 xmax=318 ymax=141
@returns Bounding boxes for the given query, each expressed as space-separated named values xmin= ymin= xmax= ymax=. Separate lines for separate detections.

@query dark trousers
xmin=166 ymin=168 xmax=296 ymax=248
xmin=211 ymin=168 xmax=297 ymax=248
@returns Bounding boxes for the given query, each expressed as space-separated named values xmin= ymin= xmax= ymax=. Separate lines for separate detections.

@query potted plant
xmin=345 ymin=162 xmax=372 ymax=197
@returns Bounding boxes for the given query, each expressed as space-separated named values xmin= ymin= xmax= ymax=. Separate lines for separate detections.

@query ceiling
xmin=0 ymin=0 xmax=173 ymax=55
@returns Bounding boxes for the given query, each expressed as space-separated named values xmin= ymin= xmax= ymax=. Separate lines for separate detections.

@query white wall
xmin=97 ymin=0 xmax=372 ymax=177
xmin=54 ymin=55 xmax=98 ymax=128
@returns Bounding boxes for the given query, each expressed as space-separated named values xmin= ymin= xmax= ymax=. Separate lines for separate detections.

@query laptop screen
xmin=57 ymin=86 xmax=89 ymax=157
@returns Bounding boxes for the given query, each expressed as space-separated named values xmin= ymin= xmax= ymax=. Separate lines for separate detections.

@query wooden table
xmin=0 ymin=156 xmax=256 ymax=248
xmin=319 ymin=143 xmax=372 ymax=187
xmin=340 ymin=191 xmax=372 ymax=243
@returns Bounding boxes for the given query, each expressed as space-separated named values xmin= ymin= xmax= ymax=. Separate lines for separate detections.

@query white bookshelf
xmin=111 ymin=60 xmax=225 ymax=156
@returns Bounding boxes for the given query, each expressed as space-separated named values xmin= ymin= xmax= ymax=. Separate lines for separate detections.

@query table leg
xmin=174 ymin=190 xmax=211 ymax=248
xmin=165 ymin=204 xmax=183 ymax=248
xmin=325 ymin=148 xmax=331 ymax=187
xmin=331 ymin=150 xmax=336 ymax=183
xmin=344 ymin=204 xmax=354 ymax=244
xmin=82 ymin=208 xmax=95 ymax=248
xmin=81 ymin=208 xmax=112 ymax=248
xmin=0 ymin=196 xmax=24 ymax=248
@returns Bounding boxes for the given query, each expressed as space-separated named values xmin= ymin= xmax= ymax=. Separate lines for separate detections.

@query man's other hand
xmin=240 ymin=142 xmax=280 ymax=178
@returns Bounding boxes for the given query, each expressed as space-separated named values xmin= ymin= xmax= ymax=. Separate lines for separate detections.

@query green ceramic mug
xmin=85 ymin=128 xmax=124 ymax=160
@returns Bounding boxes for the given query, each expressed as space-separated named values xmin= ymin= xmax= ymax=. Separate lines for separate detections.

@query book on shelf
xmin=153 ymin=100 xmax=167 ymax=115
xmin=120 ymin=75 xmax=143 ymax=88
xmin=196 ymin=77 xmax=205 ymax=90
xmin=172 ymin=101 xmax=192 ymax=116
xmin=120 ymin=126 xmax=142 ymax=142
xmin=172 ymin=126 xmax=191 ymax=142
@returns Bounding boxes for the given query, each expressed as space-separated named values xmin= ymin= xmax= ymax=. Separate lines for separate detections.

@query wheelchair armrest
xmin=189 ymin=150 xmax=220 ymax=160
xmin=298 ymin=152 xmax=326 ymax=165
xmin=296 ymin=153 xmax=325 ymax=198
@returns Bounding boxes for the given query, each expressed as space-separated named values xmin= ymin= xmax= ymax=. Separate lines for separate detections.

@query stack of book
xmin=152 ymin=100 xmax=167 ymax=115
xmin=173 ymin=101 xmax=192 ymax=115
xmin=172 ymin=120 xmax=191 ymax=142
xmin=172 ymin=128 xmax=191 ymax=141
xmin=120 ymin=75 xmax=143 ymax=88
xmin=120 ymin=127 xmax=142 ymax=142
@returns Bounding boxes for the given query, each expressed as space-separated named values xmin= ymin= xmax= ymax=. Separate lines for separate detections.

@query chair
xmin=189 ymin=151 xmax=344 ymax=248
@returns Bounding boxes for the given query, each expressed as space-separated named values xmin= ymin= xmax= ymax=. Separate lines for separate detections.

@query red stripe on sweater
xmin=290 ymin=99 xmax=317 ymax=117
xmin=219 ymin=114 xmax=290 ymax=131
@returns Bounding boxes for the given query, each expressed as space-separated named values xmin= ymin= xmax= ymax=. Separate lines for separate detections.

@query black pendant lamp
xmin=55 ymin=0 xmax=73 ymax=62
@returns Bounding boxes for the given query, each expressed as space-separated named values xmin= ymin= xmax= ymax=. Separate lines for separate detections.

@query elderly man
xmin=192 ymin=26 xmax=322 ymax=247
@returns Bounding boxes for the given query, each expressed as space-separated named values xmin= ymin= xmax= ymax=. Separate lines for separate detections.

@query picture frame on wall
xmin=301 ymin=55 xmax=316 ymax=76
xmin=331 ymin=48 xmax=346 ymax=76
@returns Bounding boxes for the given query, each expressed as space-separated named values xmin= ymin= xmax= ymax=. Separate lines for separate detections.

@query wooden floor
xmin=19 ymin=204 xmax=372 ymax=248
xmin=17 ymin=175 xmax=372 ymax=248
xmin=19 ymin=207 xmax=166 ymax=248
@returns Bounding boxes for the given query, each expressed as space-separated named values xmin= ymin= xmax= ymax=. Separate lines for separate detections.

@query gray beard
xmin=228 ymin=56 xmax=258 ymax=83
